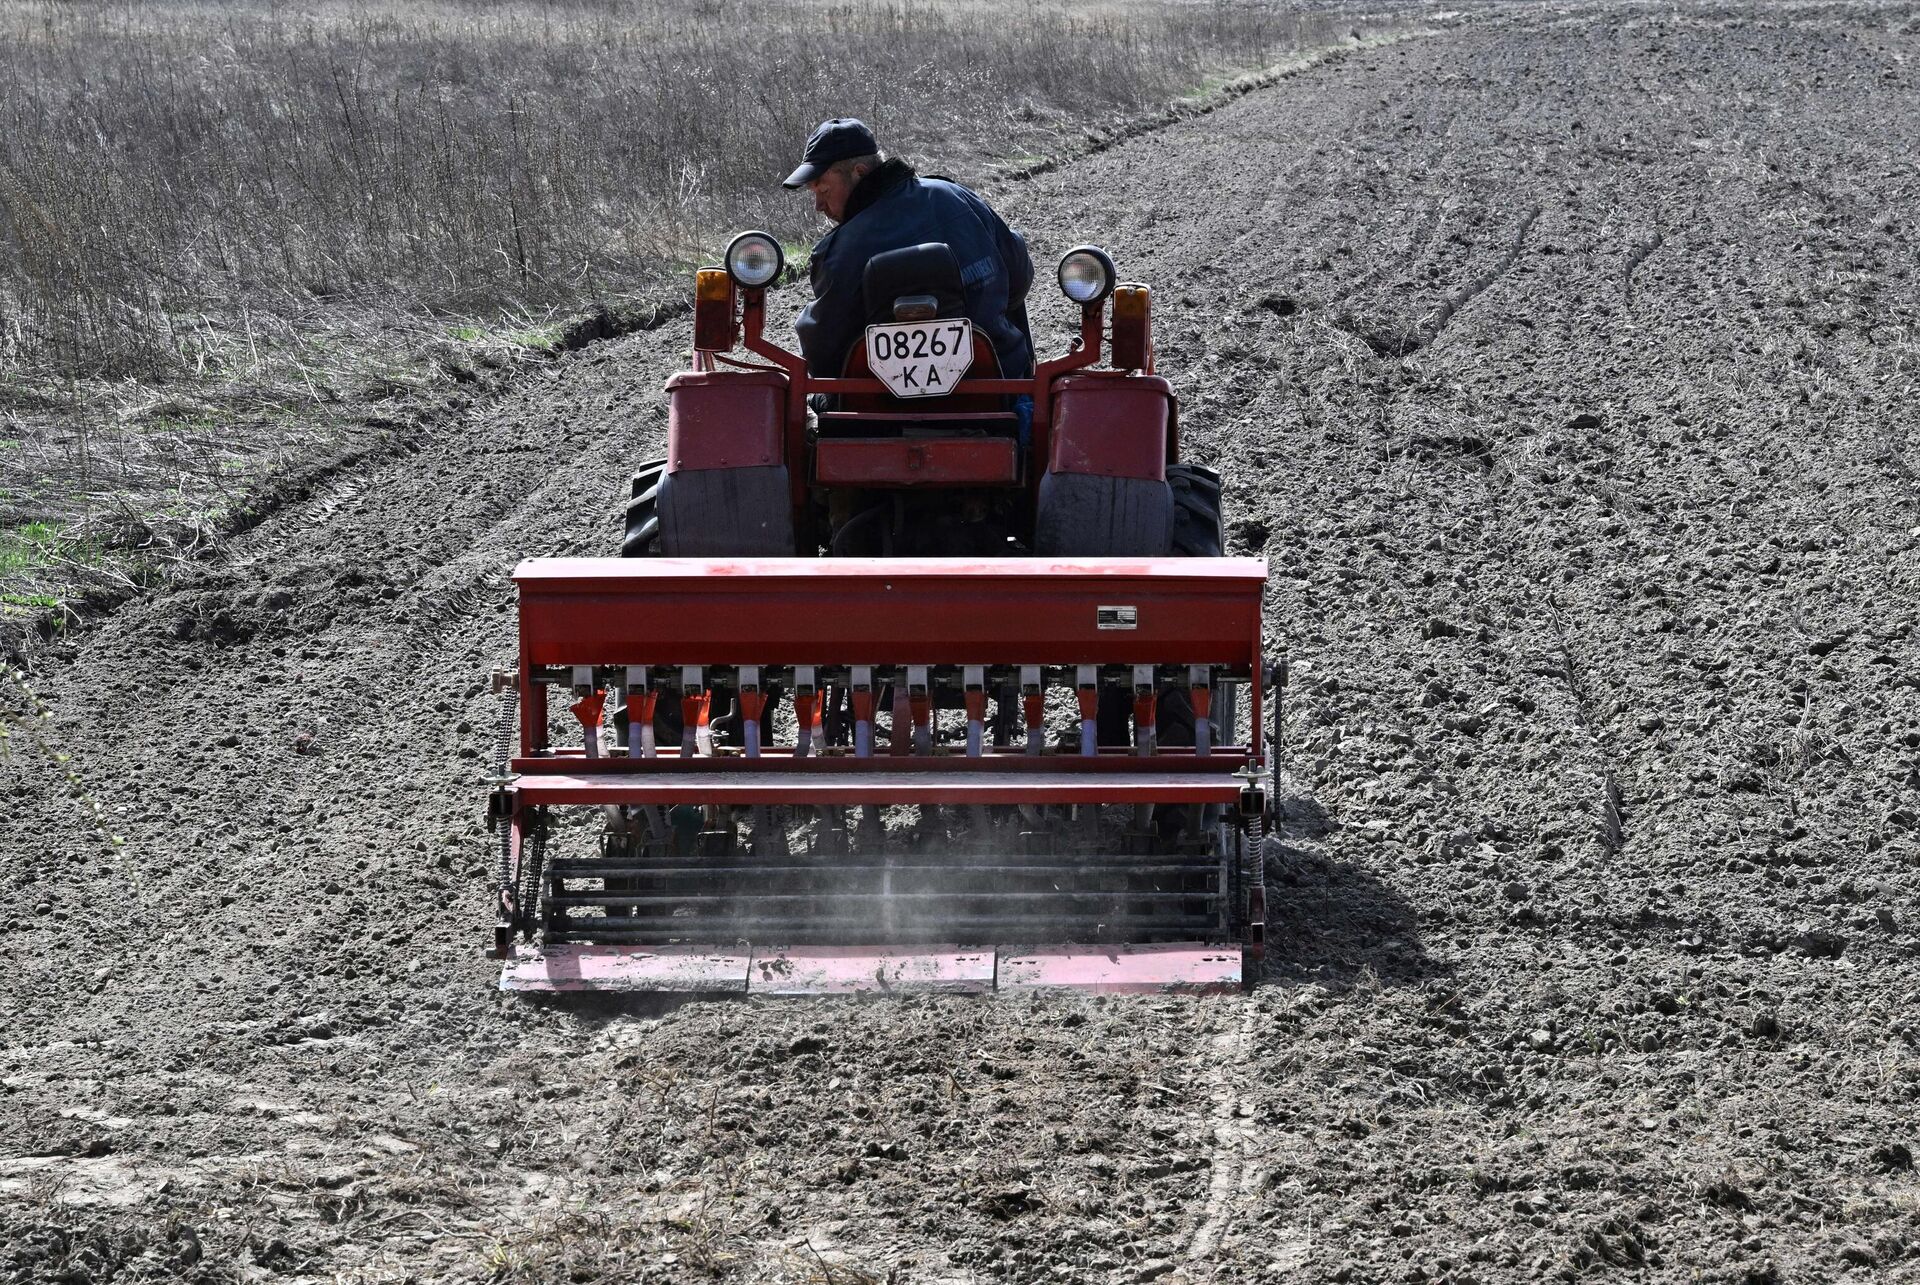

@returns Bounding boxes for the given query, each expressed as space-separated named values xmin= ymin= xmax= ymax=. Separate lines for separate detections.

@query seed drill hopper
xmin=486 ymin=234 xmax=1281 ymax=995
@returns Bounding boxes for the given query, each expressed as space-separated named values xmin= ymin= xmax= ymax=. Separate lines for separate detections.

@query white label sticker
xmin=1097 ymin=605 xmax=1138 ymax=630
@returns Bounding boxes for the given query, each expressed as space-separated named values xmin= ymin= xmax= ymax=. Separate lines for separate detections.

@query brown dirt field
xmin=4 ymin=2 xmax=1919 ymax=1282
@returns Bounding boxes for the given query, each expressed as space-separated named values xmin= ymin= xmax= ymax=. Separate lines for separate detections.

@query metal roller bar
xmin=512 ymin=750 xmax=1255 ymax=772
xmin=542 ymin=919 xmax=1224 ymax=945
xmin=553 ymin=859 xmax=1224 ymax=877
xmin=552 ymin=891 xmax=1221 ymax=907
xmin=513 ymin=769 xmax=1244 ymax=806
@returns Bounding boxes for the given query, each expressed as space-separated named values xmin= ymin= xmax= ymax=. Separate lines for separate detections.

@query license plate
xmin=864 ymin=319 xmax=975 ymax=399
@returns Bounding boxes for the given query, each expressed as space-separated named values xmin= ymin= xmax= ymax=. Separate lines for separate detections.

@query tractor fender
xmin=665 ymin=370 xmax=788 ymax=472
xmin=659 ymin=370 xmax=795 ymax=556
xmin=1046 ymin=374 xmax=1174 ymax=481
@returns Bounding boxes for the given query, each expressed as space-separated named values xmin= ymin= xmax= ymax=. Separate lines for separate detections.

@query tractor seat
xmin=862 ymin=242 xmax=966 ymax=325
xmin=830 ymin=242 xmax=1010 ymax=420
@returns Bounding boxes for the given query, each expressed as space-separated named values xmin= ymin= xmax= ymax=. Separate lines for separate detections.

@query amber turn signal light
xmin=1110 ymin=284 xmax=1151 ymax=371
xmin=693 ymin=267 xmax=736 ymax=352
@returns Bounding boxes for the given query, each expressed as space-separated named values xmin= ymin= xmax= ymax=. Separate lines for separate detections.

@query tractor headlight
xmin=725 ymin=231 xmax=784 ymax=289
xmin=1057 ymin=245 xmax=1117 ymax=305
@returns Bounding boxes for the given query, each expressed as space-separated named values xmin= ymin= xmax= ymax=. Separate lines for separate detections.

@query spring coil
xmin=493 ymin=685 xmax=519 ymax=922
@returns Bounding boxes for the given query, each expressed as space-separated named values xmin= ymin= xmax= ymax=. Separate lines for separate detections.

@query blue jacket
xmin=796 ymin=161 xmax=1034 ymax=380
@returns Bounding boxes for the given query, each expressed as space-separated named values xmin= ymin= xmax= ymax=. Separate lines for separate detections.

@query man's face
xmin=806 ymin=166 xmax=856 ymax=223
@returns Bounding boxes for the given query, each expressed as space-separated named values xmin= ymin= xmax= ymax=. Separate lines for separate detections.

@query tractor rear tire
xmin=617 ymin=458 xmax=672 ymax=751
xmin=1168 ymin=462 xmax=1225 ymax=558
xmin=1094 ymin=462 xmax=1225 ymax=752
xmin=657 ymin=465 xmax=796 ymax=556
xmin=1160 ymin=462 xmax=1226 ymax=838
xmin=1164 ymin=462 xmax=1225 ymax=837
xmin=1032 ymin=472 xmax=1173 ymax=557
xmin=622 ymin=458 xmax=667 ymax=557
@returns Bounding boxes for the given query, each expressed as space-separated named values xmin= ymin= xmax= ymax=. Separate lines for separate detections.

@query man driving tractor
xmin=783 ymin=118 xmax=1035 ymax=380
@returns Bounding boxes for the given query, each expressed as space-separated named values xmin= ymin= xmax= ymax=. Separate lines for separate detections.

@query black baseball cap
xmin=783 ymin=118 xmax=878 ymax=188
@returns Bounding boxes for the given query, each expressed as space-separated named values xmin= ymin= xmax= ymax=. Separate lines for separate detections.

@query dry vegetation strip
xmin=1 ymin=0 xmax=1359 ymax=377
xmin=0 ymin=0 xmax=1384 ymax=644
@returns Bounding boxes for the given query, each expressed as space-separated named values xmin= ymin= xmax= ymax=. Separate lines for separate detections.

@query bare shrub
xmin=0 ymin=0 xmax=1364 ymax=380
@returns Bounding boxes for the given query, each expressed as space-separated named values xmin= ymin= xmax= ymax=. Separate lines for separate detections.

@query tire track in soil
xmin=9 ymin=4 xmax=1920 ymax=1281
xmin=1183 ymin=1000 xmax=1266 ymax=1271
xmin=1621 ymin=227 xmax=1666 ymax=306
xmin=1415 ymin=202 xmax=1539 ymax=351
xmin=1311 ymin=85 xmax=1476 ymax=320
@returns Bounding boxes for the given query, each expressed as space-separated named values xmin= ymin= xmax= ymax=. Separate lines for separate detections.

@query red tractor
xmin=622 ymin=233 xmax=1224 ymax=564
xmin=487 ymin=233 xmax=1277 ymax=995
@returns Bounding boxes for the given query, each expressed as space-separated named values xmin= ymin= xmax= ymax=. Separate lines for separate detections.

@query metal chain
xmin=518 ymin=808 xmax=546 ymax=936
xmin=493 ymin=684 xmax=519 ymax=776
xmin=493 ymin=685 xmax=519 ymax=922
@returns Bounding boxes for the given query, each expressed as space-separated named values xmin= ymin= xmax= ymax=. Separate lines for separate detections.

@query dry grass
xmin=0 ymin=0 xmax=1359 ymax=380
xmin=0 ymin=323 xmax=524 ymax=651
xmin=0 ymin=0 xmax=1389 ymax=644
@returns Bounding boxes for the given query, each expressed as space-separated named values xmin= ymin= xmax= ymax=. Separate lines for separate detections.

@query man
xmin=784 ymin=118 xmax=1034 ymax=381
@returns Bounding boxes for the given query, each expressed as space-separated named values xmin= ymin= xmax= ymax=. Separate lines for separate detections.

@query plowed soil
xmin=5 ymin=3 xmax=1919 ymax=1281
